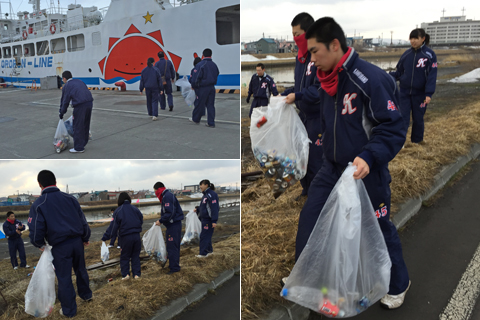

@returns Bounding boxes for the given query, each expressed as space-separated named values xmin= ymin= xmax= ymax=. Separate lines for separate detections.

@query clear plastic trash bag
xmin=101 ymin=241 xmax=109 ymax=263
xmin=281 ymin=164 xmax=391 ymax=318
xmin=250 ymin=97 xmax=310 ymax=196
xmin=175 ymin=76 xmax=195 ymax=107
xmin=53 ymin=119 xmax=69 ymax=153
xmin=142 ymin=223 xmax=167 ymax=263
xmin=25 ymin=245 xmax=56 ymax=318
xmin=181 ymin=211 xmax=202 ymax=245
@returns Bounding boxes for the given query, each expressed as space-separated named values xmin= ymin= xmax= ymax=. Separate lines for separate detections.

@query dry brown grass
xmin=241 ymin=102 xmax=480 ymax=319
xmin=0 ymin=232 xmax=239 ymax=319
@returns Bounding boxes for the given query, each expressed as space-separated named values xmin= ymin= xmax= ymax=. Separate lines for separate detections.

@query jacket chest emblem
xmin=341 ymin=93 xmax=358 ymax=115
xmin=306 ymin=62 xmax=314 ymax=76
xmin=416 ymin=58 xmax=428 ymax=68
xmin=261 ymin=82 xmax=267 ymax=89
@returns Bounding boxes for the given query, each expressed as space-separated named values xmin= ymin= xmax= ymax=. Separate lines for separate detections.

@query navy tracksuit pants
xmin=159 ymin=80 xmax=173 ymax=110
xmin=119 ymin=233 xmax=141 ymax=278
xmin=51 ymin=237 xmax=92 ymax=317
xmin=145 ymin=88 xmax=159 ymax=117
xmin=165 ymin=221 xmax=181 ymax=272
xmin=192 ymin=86 xmax=216 ymax=126
xmin=248 ymin=97 xmax=269 ymax=118
xmin=72 ymin=102 xmax=93 ymax=152
xmin=8 ymin=237 xmax=26 ymax=268
xmin=296 ymin=160 xmax=410 ymax=295
xmin=199 ymin=220 xmax=214 ymax=256
xmin=300 ymin=114 xmax=323 ymax=195
xmin=399 ymin=92 xmax=428 ymax=143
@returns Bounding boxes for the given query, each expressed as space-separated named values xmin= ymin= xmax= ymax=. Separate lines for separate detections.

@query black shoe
xmin=167 ymin=270 xmax=179 ymax=275
xmin=205 ymin=123 xmax=215 ymax=128
xmin=169 ymin=106 xmax=173 ymax=111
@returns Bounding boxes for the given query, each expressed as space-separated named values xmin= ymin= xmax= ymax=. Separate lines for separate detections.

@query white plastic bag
xmin=142 ymin=223 xmax=167 ymax=263
xmin=175 ymin=76 xmax=195 ymax=107
xmin=25 ymin=245 xmax=56 ymax=318
xmin=281 ymin=164 xmax=391 ymax=317
xmin=250 ymin=97 xmax=310 ymax=194
xmin=181 ymin=211 xmax=202 ymax=245
xmin=64 ymin=115 xmax=93 ymax=140
xmin=101 ymin=241 xmax=109 ymax=263
xmin=53 ymin=119 xmax=69 ymax=153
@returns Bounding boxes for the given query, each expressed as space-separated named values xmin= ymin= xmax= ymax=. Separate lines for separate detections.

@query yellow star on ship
xmin=143 ymin=11 xmax=154 ymax=24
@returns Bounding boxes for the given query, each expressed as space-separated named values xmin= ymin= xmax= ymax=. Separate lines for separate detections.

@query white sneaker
xmin=122 ymin=275 xmax=130 ymax=280
xmin=69 ymin=148 xmax=85 ymax=153
xmin=195 ymin=255 xmax=207 ymax=258
xmin=380 ymin=280 xmax=411 ymax=309
xmin=23 ymin=265 xmax=30 ymax=268
xmin=117 ymin=246 xmax=121 ymax=249
xmin=206 ymin=253 xmax=213 ymax=257
xmin=107 ymin=245 xmax=113 ymax=248
xmin=13 ymin=266 xmax=18 ymax=270
xmin=59 ymin=309 xmax=64 ymax=316
xmin=152 ymin=116 xmax=158 ymax=121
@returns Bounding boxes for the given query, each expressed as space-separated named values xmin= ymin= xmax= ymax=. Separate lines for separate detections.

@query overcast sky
xmin=0 ymin=160 xmax=240 ymax=196
xmin=241 ymin=0 xmax=480 ymax=42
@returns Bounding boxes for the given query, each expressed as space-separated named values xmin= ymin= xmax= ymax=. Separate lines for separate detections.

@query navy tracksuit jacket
xmin=140 ymin=65 xmax=164 ymax=117
xmin=102 ymin=200 xmax=143 ymax=277
xmin=28 ymin=186 xmax=92 ymax=317
xmin=158 ymin=189 xmax=184 ymax=272
xmin=281 ymin=53 xmax=323 ymax=195
xmin=59 ymin=79 xmax=94 ymax=151
xmin=3 ymin=219 xmax=27 ymax=268
xmin=390 ymin=44 xmax=437 ymax=142
xmin=297 ymin=48 xmax=410 ymax=295
xmin=198 ymin=188 xmax=219 ymax=256
xmin=155 ymin=58 xmax=176 ymax=109
xmin=247 ymin=73 xmax=279 ymax=117
xmin=189 ymin=57 xmax=219 ymax=126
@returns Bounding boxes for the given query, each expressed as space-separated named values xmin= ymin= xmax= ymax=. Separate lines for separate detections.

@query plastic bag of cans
xmin=250 ymin=97 xmax=310 ymax=196
xmin=175 ymin=76 xmax=196 ymax=107
xmin=181 ymin=211 xmax=202 ymax=245
xmin=280 ymin=164 xmax=391 ymax=317
xmin=53 ymin=119 xmax=70 ymax=153
xmin=142 ymin=223 xmax=167 ymax=263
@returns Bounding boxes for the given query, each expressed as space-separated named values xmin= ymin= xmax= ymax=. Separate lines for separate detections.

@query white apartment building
xmin=421 ymin=16 xmax=480 ymax=44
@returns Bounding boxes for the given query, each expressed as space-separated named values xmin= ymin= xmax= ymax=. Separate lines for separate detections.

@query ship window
xmin=23 ymin=43 xmax=35 ymax=57
xmin=3 ymin=47 xmax=11 ymax=58
xmin=51 ymin=37 xmax=66 ymax=54
xmin=215 ymin=4 xmax=240 ymax=45
xmin=36 ymin=41 xmax=49 ymax=55
xmin=67 ymin=34 xmax=85 ymax=52
xmin=13 ymin=45 xmax=22 ymax=57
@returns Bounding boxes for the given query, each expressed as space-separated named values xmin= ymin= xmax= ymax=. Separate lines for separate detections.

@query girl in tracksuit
xmin=139 ymin=57 xmax=164 ymax=121
xmin=197 ymin=179 xmax=219 ymax=257
xmin=102 ymin=192 xmax=143 ymax=280
xmin=390 ymin=28 xmax=437 ymax=144
xmin=3 ymin=211 xmax=28 ymax=269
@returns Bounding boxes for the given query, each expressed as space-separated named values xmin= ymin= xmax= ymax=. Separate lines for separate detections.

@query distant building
xmin=277 ymin=40 xmax=296 ymax=53
xmin=243 ymin=41 xmax=257 ymax=53
xmin=184 ymin=185 xmax=200 ymax=193
xmin=421 ymin=16 xmax=480 ymax=44
xmin=256 ymin=38 xmax=277 ymax=54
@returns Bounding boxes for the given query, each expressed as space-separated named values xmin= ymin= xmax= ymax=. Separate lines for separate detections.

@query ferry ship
xmin=0 ymin=0 xmax=240 ymax=90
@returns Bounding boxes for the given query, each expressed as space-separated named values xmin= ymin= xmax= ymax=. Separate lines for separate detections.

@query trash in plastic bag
xmin=53 ymin=119 xmax=69 ymax=153
xmin=101 ymin=241 xmax=109 ymax=263
xmin=64 ymin=115 xmax=93 ymax=140
xmin=25 ymin=245 xmax=55 ymax=318
xmin=281 ymin=164 xmax=391 ymax=318
xmin=181 ymin=211 xmax=202 ymax=245
xmin=175 ymin=76 xmax=195 ymax=107
xmin=142 ymin=223 xmax=167 ymax=263
xmin=250 ymin=97 xmax=310 ymax=197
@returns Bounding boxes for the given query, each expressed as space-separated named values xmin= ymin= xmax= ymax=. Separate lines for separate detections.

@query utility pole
xmin=390 ymin=31 xmax=393 ymax=45
xmin=461 ymin=7 xmax=466 ymax=16
xmin=442 ymin=8 xmax=446 ymax=17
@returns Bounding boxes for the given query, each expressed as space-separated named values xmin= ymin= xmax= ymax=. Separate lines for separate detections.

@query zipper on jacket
xmin=334 ymin=94 xmax=337 ymax=163
xmin=410 ymin=50 xmax=417 ymax=95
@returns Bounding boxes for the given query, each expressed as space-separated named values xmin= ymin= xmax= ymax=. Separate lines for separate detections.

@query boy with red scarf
xmin=294 ymin=17 xmax=410 ymax=309
xmin=3 ymin=211 xmax=29 ymax=269
xmin=154 ymin=182 xmax=184 ymax=274
xmin=281 ymin=12 xmax=323 ymax=198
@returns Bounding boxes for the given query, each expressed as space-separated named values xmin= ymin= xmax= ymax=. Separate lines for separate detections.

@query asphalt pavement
xmin=0 ymin=87 xmax=240 ymax=159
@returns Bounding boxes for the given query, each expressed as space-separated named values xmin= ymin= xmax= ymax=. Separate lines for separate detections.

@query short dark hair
xmin=62 ymin=70 xmax=72 ymax=80
xmin=37 ymin=170 xmax=56 ymax=188
xmin=291 ymin=12 xmax=314 ymax=32
xmin=199 ymin=179 xmax=215 ymax=191
xmin=256 ymin=63 xmax=265 ymax=70
xmin=409 ymin=28 xmax=430 ymax=46
xmin=193 ymin=57 xmax=201 ymax=66
xmin=117 ymin=192 xmax=131 ymax=207
xmin=203 ymin=48 xmax=212 ymax=57
xmin=147 ymin=57 xmax=155 ymax=67
xmin=6 ymin=211 xmax=14 ymax=219
xmin=153 ymin=182 xmax=165 ymax=190
xmin=157 ymin=51 xmax=165 ymax=58
xmin=305 ymin=17 xmax=348 ymax=53
xmin=110 ymin=208 xmax=116 ymax=212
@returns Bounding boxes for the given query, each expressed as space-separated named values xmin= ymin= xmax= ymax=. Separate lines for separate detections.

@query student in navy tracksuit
xmin=246 ymin=63 xmax=279 ymax=118
xmin=281 ymin=12 xmax=323 ymax=197
xmin=155 ymin=51 xmax=176 ymax=111
xmin=101 ymin=192 xmax=143 ymax=280
xmin=28 ymin=170 xmax=92 ymax=317
xmin=191 ymin=57 xmax=205 ymax=116
xmin=3 ymin=211 xmax=29 ymax=269
xmin=196 ymin=179 xmax=219 ymax=257
xmin=153 ymin=182 xmax=184 ymax=274
xmin=59 ymin=70 xmax=94 ymax=153
xmin=140 ymin=57 xmax=164 ymax=121
xmin=189 ymin=48 xmax=219 ymax=128
xmin=390 ymin=28 xmax=437 ymax=144
xmin=298 ymin=18 xmax=410 ymax=309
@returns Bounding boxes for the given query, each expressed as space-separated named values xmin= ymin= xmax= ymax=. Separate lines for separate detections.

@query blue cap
xmin=281 ymin=288 xmax=288 ymax=296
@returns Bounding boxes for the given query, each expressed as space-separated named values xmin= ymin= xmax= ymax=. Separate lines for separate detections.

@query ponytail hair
xmin=117 ymin=192 xmax=131 ymax=207
xmin=147 ymin=57 xmax=155 ymax=67
xmin=199 ymin=179 xmax=215 ymax=191
xmin=409 ymin=28 xmax=430 ymax=46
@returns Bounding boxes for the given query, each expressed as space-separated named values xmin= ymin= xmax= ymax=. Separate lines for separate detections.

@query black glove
xmin=246 ymin=96 xmax=250 ymax=103
xmin=59 ymin=113 xmax=64 ymax=120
